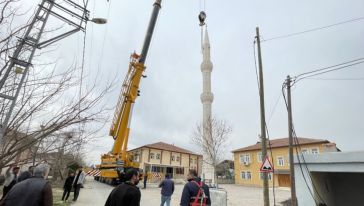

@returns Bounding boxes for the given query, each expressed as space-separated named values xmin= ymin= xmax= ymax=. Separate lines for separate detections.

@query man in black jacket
xmin=105 ymin=169 xmax=141 ymax=206
xmin=62 ymin=172 xmax=74 ymax=201
xmin=180 ymin=169 xmax=211 ymax=206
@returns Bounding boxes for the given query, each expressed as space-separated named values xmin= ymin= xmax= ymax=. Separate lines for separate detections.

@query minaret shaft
xmin=200 ymin=28 xmax=215 ymax=185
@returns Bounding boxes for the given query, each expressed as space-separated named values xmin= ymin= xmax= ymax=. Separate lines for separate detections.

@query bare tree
xmin=191 ymin=117 xmax=232 ymax=186
xmin=0 ymin=0 xmax=113 ymax=173
xmin=0 ymin=66 xmax=113 ymax=172
xmin=31 ymin=130 xmax=89 ymax=181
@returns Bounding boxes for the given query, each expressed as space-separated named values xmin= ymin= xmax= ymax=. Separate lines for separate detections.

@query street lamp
xmin=90 ymin=18 xmax=107 ymax=24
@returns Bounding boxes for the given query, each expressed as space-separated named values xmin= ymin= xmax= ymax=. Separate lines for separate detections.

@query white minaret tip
xmin=203 ymin=28 xmax=210 ymax=45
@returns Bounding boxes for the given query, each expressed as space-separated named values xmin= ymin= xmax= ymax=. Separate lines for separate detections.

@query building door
xmin=167 ymin=167 xmax=173 ymax=178
xmin=278 ymin=174 xmax=291 ymax=187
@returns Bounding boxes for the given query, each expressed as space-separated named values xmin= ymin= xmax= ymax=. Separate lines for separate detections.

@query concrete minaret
xmin=200 ymin=28 xmax=215 ymax=184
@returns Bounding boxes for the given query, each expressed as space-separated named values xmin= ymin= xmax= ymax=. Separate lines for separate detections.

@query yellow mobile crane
xmin=98 ymin=0 xmax=162 ymax=185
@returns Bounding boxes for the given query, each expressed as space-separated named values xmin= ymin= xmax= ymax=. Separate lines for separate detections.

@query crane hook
xmin=198 ymin=11 xmax=206 ymax=26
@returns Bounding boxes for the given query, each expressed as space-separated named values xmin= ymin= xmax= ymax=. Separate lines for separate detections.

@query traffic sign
xmin=260 ymin=156 xmax=274 ymax=172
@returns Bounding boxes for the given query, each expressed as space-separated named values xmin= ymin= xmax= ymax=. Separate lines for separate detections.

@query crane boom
xmin=139 ymin=0 xmax=162 ymax=64
xmin=110 ymin=0 xmax=161 ymax=156
xmin=100 ymin=0 xmax=162 ymax=184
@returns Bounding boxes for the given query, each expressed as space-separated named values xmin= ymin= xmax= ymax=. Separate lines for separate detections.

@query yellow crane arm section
xmin=109 ymin=54 xmax=145 ymax=160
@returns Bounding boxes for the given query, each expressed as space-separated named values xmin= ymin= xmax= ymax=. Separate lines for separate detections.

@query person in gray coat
xmin=72 ymin=166 xmax=86 ymax=201
xmin=0 ymin=163 xmax=53 ymax=206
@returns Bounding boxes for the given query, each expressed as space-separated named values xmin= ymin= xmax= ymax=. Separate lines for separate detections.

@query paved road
xmin=71 ymin=177 xmax=113 ymax=206
xmin=72 ymin=177 xmax=290 ymax=206
xmin=72 ymin=177 xmax=182 ymax=206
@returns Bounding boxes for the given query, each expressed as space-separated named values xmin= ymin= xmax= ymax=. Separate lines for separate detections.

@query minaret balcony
xmin=200 ymin=61 xmax=213 ymax=72
xmin=200 ymin=92 xmax=214 ymax=102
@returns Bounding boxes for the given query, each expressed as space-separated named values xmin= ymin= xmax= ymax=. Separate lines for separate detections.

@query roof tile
xmin=131 ymin=142 xmax=201 ymax=156
xmin=232 ymin=137 xmax=330 ymax=153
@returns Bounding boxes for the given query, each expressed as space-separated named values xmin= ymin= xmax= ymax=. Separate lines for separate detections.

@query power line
xmin=267 ymin=93 xmax=281 ymax=125
xmin=294 ymin=60 xmax=364 ymax=85
xmin=95 ymin=0 xmax=112 ymax=79
xmin=281 ymin=83 xmax=325 ymax=205
xmin=253 ymin=40 xmax=260 ymax=91
xmin=292 ymin=130 xmax=327 ymax=205
xmin=306 ymin=77 xmax=364 ymax=81
xmin=262 ymin=16 xmax=364 ymax=42
xmin=296 ymin=57 xmax=364 ymax=78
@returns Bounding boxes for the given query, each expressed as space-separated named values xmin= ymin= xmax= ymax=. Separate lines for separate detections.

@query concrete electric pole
xmin=255 ymin=27 xmax=270 ymax=206
xmin=286 ymin=75 xmax=298 ymax=206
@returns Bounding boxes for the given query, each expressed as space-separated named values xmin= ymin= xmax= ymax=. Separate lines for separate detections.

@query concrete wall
xmin=310 ymin=172 xmax=335 ymax=206
xmin=303 ymin=172 xmax=364 ymax=206
xmin=295 ymin=151 xmax=364 ymax=206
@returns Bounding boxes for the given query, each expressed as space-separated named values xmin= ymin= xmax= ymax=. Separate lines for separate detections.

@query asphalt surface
xmin=72 ymin=177 xmax=290 ymax=206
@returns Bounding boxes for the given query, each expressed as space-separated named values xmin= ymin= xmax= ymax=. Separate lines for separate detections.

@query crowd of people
xmin=105 ymin=169 xmax=211 ymax=206
xmin=0 ymin=164 xmax=86 ymax=206
xmin=1 ymin=165 xmax=210 ymax=206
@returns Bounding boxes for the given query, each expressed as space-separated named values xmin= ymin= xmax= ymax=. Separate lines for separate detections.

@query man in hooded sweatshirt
xmin=105 ymin=168 xmax=141 ymax=206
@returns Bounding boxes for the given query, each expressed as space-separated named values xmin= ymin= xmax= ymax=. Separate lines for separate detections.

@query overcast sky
xmin=22 ymin=0 xmax=364 ymax=164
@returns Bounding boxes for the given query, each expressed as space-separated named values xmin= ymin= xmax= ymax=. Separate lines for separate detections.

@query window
xmin=301 ymin=148 xmax=309 ymax=154
xmin=240 ymin=171 xmax=252 ymax=180
xmin=151 ymin=166 xmax=162 ymax=172
xmin=246 ymin=172 xmax=252 ymax=180
xmin=311 ymin=148 xmax=319 ymax=154
xmin=277 ymin=156 xmax=285 ymax=166
xmin=133 ymin=155 xmax=139 ymax=162
xmin=156 ymin=153 xmax=161 ymax=159
xmin=150 ymin=153 xmax=155 ymax=159
xmin=176 ymin=156 xmax=180 ymax=162
xmin=239 ymin=155 xmax=244 ymax=163
xmin=241 ymin=171 xmax=246 ymax=180
xmin=171 ymin=155 xmax=175 ymax=161
xmin=260 ymin=172 xmax=272 ymax=180
xmin=176 ymin=168 xmax=184 ymax=174
xmin=257 ymin=153 xmax=263 ymax=162
xmin=239 ymin=154 xmax=251 ymax=164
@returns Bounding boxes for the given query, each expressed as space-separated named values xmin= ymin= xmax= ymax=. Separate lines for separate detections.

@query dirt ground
xmin=70 ymin=177 xmax=290 ymax=206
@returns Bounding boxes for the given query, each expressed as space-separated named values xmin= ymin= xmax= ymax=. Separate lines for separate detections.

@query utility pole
xmin=286 ymin=75 xmax=297 ymax=206
xmin=256 ymin=27 xmax=269 ymax=206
